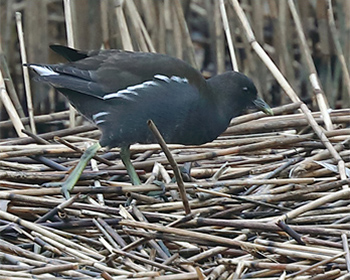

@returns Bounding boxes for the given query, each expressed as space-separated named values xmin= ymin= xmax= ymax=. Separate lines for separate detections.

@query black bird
xmin=28 ymin=45 xmax=272 ymax=198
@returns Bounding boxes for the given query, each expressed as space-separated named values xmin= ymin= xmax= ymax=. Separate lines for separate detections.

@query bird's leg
xmin=61 ymin=142 xmax=101 ymax=199
xmin=120 ymin=146 xmax=141 ymax=185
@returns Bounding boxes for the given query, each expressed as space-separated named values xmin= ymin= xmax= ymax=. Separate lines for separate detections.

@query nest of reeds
xmin=0 ymin=0 xmax=350 ymax=279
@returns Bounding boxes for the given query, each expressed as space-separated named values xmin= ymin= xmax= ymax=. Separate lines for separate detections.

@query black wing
xmin=48 ymin=45 xmax=207 ymax=95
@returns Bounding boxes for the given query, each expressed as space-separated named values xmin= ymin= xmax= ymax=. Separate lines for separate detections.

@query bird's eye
xmin=242 ymin=87 xmax=248 ymax=91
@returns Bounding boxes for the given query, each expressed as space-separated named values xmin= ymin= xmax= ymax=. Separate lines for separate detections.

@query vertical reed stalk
xmin=115 ymin=0 xmax=134 ymax=51
xmin=219 ymin=0 xmax=238 ymax=71
xmin=173 ymin=0 xmax=198 ymax=69
xmin=0 ymin=70 xmax=26 ymax=137
xmin=15 ymin=12 xmax=36 ymax=134
xmin=287 ymin=0 xmax=333 ymax=131
xmin=229 ymin=0 xmax=347 ymax=186
xmin=63 ymin=0 xmax=76 ymax=127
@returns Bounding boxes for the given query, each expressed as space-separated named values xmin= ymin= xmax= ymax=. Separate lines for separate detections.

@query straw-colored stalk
xmin=287 ymin=0 xmax=333 ymax=131
xmin=15 ymin=12 xmax=36 ymax=134
xmin=0 ymin=70 xmax=26 ymax=137
xmin=219 ymin=0 xmax=238 ymax=71
xmin=63 ymin=0 xmax=77 ymax=128
xmin=229 ymin=0 xmax=348 ymax=188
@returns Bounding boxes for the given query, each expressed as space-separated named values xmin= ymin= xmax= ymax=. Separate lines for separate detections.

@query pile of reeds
xmin=0 ymin=103 xmax=349 ymax=279
xmin=1 ymin=0 xmax=350 ymax=279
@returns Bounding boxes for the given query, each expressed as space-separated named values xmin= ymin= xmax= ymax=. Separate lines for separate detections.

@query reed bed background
xmin=0 ymin=0 xmax=350 ymax=279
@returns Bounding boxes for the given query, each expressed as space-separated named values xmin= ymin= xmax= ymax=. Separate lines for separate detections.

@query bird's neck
xmin=206 ymin=78 xmax=244 ymax=122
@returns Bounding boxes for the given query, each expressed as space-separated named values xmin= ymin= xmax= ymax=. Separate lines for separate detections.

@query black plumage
xmin=28 ymin=45 xmax=272 ymax=198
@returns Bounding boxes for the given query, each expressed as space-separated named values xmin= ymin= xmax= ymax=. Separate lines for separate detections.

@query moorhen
xmin=27 ymin=45 xmax=272 ymax=198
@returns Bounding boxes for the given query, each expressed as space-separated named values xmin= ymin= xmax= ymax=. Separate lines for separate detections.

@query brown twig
xmin=147 ymin=119 xmax=191 ymax=215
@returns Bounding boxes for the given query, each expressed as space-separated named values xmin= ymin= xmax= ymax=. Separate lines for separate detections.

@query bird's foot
xmin=61 ymin=182 xmax=73 ymax=200
xmin=120 ymin=146 xmax=142 ymax=185
xmin=42 ymin=142 xmax=101 ymax=200
xmin=42 ymin=180 xmax=75 ymax=199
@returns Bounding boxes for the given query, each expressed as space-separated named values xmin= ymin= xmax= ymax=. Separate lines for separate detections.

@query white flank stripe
xmin=170 ymin=76 xmax=188 ymax=83
xmin=154 ymin=74 xmax=171 ymax=83
xmin=103 ymin=79 xmax=159 ymax=100
xmin=103 ymin=93 xmax=117 ymax=99
xmin=127 ymin=84 xmax=146 ymax=91
xmin=102 ymin=74 xmax=188 ymax=101
xmin=127 ymin=80 xmax=157 ymax=91
xmin=143 ymin=81 xmax=158 ymax=86
xmin=29 ymin=65 xmax=59 ymax=76
xmin=95 ymin=119 xmax=106 ymax=125
xmin=104 ymin=90 xmax=136 ymax=100
xmin=92 ymin=111 xmax=110 ymax=120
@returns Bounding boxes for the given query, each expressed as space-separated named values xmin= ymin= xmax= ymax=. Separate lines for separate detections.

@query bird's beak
xmin=253 ymin=97 xmax=274 ymax=115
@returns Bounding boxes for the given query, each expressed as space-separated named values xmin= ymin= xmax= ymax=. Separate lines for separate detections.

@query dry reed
xmin=0 ymin=0 xmax=349 ymax=279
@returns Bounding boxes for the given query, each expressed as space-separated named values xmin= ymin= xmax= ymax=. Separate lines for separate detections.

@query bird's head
xmin=208 ymin=71 xmax=273 ymax=118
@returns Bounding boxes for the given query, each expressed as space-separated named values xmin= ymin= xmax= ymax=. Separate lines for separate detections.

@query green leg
xmin=120 ymin=146 xmax=141 ymax=185
xmin=61 ymin=142 xmax=101 ymax=199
